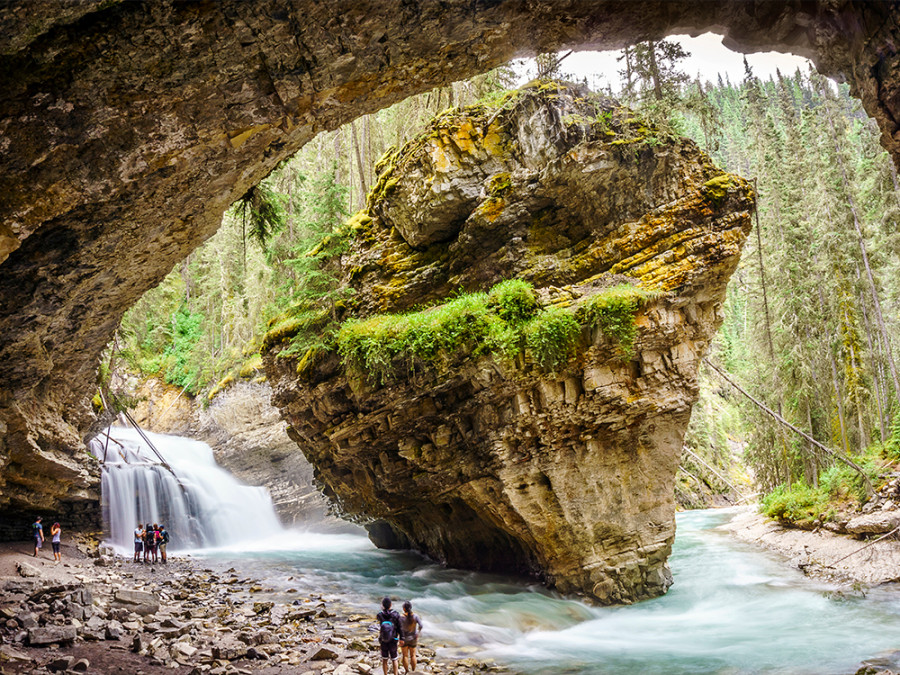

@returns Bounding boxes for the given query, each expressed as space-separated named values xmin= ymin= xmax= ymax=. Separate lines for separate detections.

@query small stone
xmin=105 ymin=619 xmax=124 ymax=640
xmin=307 ymin=646 xmax=339 ymax=661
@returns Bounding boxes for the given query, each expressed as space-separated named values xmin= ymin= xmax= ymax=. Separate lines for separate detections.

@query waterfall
xmin=90 ymin=426 xmax=282 ymax=552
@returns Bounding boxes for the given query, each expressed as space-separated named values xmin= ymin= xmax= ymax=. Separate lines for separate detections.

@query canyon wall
xmin=0 ymin=0 xmax=896 ymax=537
xmin=263 ymin=83 xmax=754 ymax=603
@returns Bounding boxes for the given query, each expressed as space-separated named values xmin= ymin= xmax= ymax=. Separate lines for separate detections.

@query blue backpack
xmin=379 ymin=617 xmax=395 ymax=643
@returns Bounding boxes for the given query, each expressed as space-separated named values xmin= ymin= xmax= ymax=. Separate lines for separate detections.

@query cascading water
xmin=89 ymin=426 xmax=282 ymax=552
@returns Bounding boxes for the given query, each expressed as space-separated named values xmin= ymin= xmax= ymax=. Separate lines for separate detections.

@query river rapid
xmin=190 ymin=509 xmax=900 ymax=675
xmin=97 ymin=429 xmax=900 ymax=674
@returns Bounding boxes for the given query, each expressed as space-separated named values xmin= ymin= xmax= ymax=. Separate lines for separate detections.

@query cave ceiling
xmin=0 ymin=0 xmax=898 ymax=519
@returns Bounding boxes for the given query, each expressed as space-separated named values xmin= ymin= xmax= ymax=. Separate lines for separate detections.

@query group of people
xmin=133 ymin=522 xmax=169 ymax=564
xmin=31 ymin=516 xmax=62 ymax=563
xmin=377 ymin=596 xmax=423 ymax=675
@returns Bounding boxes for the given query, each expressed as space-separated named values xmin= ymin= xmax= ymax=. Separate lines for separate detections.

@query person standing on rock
xmin=377 ymin=596 xmax=402 ymax=675
xmin=399 ymin=600 xmax=423 ymax=674
xmin=50 ymin=522 xmax=62 ymax=563
xmin=134 ymin=523 xmax=144 ymax=563
xmin=159 ymin=524 xmax=169 ymax=564
xmin=32 ymin=516 xmax=43 ymax=557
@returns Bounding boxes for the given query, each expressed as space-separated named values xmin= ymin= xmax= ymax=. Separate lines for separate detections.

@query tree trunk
xmin=351 ymin=120 xmax=368 ymax=208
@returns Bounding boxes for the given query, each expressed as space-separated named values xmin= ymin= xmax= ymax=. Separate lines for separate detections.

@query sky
xmin=515 ymin=32 xmax=812 ymax=91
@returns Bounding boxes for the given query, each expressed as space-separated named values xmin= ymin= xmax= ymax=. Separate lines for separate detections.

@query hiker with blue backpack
xmin=377 ymin=596 xmax=402 ymax=675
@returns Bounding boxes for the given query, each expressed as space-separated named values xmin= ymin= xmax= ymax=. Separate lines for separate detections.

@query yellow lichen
xmin=477 ymin=197 xmax=505 ymax=222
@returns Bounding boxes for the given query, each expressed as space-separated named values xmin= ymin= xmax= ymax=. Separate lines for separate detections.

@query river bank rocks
xmin=0 ymin=549 xmax=511 ymax=675
xmin=264 ymin=82 xmax=755 ymax=604
xmin=724 ymin=507 xmax=900 ymax=587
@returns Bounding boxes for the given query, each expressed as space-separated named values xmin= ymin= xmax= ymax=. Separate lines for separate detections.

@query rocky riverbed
xmin=0 ymin=542 xmax=513 ymax=675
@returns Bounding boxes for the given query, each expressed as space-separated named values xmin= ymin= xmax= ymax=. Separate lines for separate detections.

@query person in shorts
xmin=399 ymin=600 xmax=423 ymax=674
xmin=159 ymin=524 xmax=169 ymax=563
xmin=376 ymin=596 xmax=401 ymax=675
xmin=50 ymin=522 xmax=62 ymax=563
xmin=133 ymin=523 xmax=144 ymax=562
xmin=32 ymin=517 xmax=43 ymax=557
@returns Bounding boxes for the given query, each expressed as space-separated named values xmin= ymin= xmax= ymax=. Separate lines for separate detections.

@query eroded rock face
xmin=0 ymin=0 xmax=897 ymax=534
xmin=264 ymin=84 xmax=755 ymax=603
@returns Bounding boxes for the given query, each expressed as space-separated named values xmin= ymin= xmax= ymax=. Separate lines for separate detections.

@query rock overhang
xmin=0 ymin=0 xmax=897 ymax=540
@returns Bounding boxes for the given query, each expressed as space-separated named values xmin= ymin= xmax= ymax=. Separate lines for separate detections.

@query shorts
xmin=34 ymin=537 xmax=42 ymax=549
xmin=380 ymin=640 xmax=398 ymax=660
xmin=402 ymin=637 xmax=418 ymax=648
xmin=52 ymin=542 xmax=60 ymax=554
xmin=159 ymin=543 xmax=167 ymax=554
xmin=134 ymin=542 xmax=143 ymax=553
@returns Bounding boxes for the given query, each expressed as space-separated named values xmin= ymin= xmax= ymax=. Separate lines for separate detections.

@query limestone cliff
xmin=263 ymin=83 xmax=755 ymax=604
xmin=0 ymin=0 xmax=896 ymax=540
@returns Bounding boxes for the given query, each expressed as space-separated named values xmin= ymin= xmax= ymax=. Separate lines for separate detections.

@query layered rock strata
xmin=265 ymin=83 xmax=755 ymax=604
xmin=1 ymin=0 xmax=896 ymax=536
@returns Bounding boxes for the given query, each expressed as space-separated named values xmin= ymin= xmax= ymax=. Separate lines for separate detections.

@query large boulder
xmin=264 ymin=82 xmax=754 ymax=604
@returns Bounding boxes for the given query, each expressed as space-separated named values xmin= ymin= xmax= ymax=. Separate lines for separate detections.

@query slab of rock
xmin=846 ymin=512 xmax=900 ymax=535
xmin=16 ymin=561 xmax=41 ymax=578
xmin=212 ymin=638 xmax=248 ymax=661
xmin=111 ymin=589 xmax=159 ymax=616
xmin=307 ymin=646 xmax=340 ymax=661
xmin=28 ymin=625 xmax=76 ymax=645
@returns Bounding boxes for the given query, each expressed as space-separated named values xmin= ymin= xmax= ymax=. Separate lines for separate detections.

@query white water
xmin=90 ymin=427 xmax=282 ymax=552
xmin=89 ymin=429 xmax=900 ymax=673
xmin=195 ymin=509 xmax=900 ymax=675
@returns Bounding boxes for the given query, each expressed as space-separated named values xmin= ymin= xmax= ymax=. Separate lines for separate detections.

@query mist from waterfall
xmin=90 ymin=426 xmax=282 ymax=552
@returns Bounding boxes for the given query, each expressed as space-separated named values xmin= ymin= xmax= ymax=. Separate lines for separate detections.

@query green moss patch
xmin=335 ymin=279 xmax=662 ymax=384
xmin=576 ymin=284 xmax=661 ymax=358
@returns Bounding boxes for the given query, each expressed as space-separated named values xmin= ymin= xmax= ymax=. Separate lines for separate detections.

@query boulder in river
xmin=264 ymin=81 xmax=755 ymax=604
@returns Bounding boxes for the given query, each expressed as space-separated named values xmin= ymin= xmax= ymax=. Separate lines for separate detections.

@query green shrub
xmin=883 ymin=409 xmax=900 ymax=461
xmin=524 ymin=308 xmax=580 ymax=371
xmin=577 ymin=284 xmax=660 ymax=356
xmin=760 ymin=482 xmax=829 ymax=524
xmin=487 ymin=279 xmax=540 ymax=324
